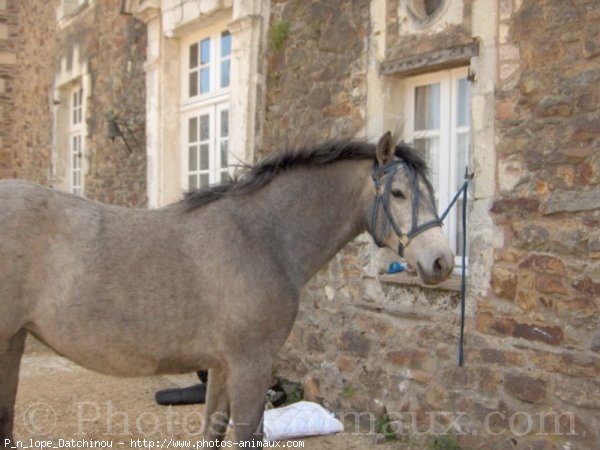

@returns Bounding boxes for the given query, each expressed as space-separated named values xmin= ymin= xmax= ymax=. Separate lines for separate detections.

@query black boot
xmin=154 ymin=370 xmax=209 ymax=405
xmin=155 ymin=383 xmax=207 ymax=405
xmin=155 ymin=371 xmax=287 ymax=407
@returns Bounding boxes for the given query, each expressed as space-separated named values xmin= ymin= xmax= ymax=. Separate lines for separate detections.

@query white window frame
xmin=404 ymin=67 xmax=471 ymax=266
xmin=180 ymin=26 xmax=232 ymax=192
xmin=69 ymin=84 xmax=85 ymax=196
xmin=216 ymin=102 xmax=230 ymax=181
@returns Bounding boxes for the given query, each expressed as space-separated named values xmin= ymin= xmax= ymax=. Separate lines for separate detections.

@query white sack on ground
xmin=263 ymin=401 xmax=344 ymax=442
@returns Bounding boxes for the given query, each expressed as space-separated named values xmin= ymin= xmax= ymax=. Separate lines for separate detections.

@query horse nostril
xmin=433 ymin=256 xmax=445 ymax=277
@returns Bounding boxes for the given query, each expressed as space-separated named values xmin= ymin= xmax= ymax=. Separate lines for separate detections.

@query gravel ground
xmin=12 ymin=342 xmax=426 ymax=450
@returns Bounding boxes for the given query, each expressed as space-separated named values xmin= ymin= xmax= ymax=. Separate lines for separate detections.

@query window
xmin=69 ymin=84 xmax=85 ymax=196
xmin=185 ymin=105 xmax=229 ymax=189
xmin=404 ymin=68 xmax=471 ymax=261
xmin=182 ymin=30 xmax=232 ymax=190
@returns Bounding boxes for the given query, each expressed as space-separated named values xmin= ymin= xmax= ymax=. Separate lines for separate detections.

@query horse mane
xmin=182 ymin=139 xmax=428 ymax=210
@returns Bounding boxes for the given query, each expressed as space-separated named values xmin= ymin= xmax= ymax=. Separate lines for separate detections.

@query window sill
xmin=379 ymin=272 xmax=462 ymax=292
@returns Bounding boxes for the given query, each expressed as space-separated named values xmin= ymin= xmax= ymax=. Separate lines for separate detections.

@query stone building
xmin=0 ymin=0 xmax=147 ymax=206
xmin=5 ymin=0 xmax=600 ymax=448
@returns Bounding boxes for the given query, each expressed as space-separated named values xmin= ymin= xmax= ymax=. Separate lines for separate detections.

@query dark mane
xmin=182 ymin=139 xmax=428 ymax=210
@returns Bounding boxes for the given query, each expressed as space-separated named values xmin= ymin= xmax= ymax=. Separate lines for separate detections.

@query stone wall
xmin=0 ymin=0 xmax=56 ymax=183
xmin=0 ymin=0 xmax=17 ymax=178
xmin=386 ymin=0 xmax=473 ymax=61
xmin=484 ymin=0 xmax=600 ymax=447
xmin=53 ymin=0 xmax=147 ymax=206
xmin=267 ymin=1 xmax=600 ymax=449
xmin=1 ymin=0 xmax=147 ymax=207
xmin=262 ymin=0 xmax=370 ymax=154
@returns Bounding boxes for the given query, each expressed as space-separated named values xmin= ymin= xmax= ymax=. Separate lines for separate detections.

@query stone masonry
xmin=485 ymin=0 xmax=600 ymax=448
xmin=1 ymin=0 xmax=147 ymax=207
xmin=0 ymin=0 xmax=56 ymax=183
xmin=262 ymin=0 xmax=370 ymax=153
xmin=56 ymin=0 xmax=148 ymax=206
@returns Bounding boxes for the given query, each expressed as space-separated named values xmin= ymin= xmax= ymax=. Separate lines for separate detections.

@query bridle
xmin=370 ymin=159 xmax=443 ymax=256
xmin=371 ymin=157 xmax=475 ymax=367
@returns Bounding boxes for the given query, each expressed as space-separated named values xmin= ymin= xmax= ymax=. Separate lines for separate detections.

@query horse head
xmin=368 ymin=132 xmax=454 ymax=285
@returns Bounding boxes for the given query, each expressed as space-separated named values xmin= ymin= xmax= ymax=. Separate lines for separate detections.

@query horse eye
xmin=391 ymin=189 xmax=406 ymax=199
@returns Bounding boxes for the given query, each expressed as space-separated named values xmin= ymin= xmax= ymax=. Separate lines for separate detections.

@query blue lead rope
xmin=438 ymin=168 xmax=473 ymax=367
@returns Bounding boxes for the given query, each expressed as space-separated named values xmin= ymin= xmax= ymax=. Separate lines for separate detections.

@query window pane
xmin=455 ymin=199 xmax=467 ymax=257
xmin=200 ymin=115 xmax=210 ymax=141
xmin=220 ymin=140 xmax=228 ymax=168
xmin=455 ymin=132 xmax=469 ymax=256
xmin=221 ymin=31 xmax=231 ymax=57
xmin=219 ymin=169 xmax=230 ymax=183
xmin=188 ymin=145 xmax=198 ymax=172
xmin=189 ymin=43 xmax=198 ymax=69
xmin=200 ymin=174 xmax=210 ymax=187
xmin=200 ymin=68 xmax=210 ymax=94
xmin=200 ymin=38 xmax=210 ymax=65
xmin=200 ymin=144 xmax=209 ymax=170
xmin=220 ymin=109 xmax=229 ymax=137
xmin=414 ymin=137 xmax=440 ymax=193
xmin=456 ymin=132 xmax=469 ymax=188
xmin=457 ymin=77 xmax=470 ymax=128
xmin=414 ymin=83 xmax=440 ymax=131
xmin=220 ymin=60 xmax=230 ymax=88
xmin=188 ymin=117 xmax=198 ymax=143
xmin=189 ymin=174 xmax=198 ymax=190
xmin=189 ymin=72 xmax=198 ymax=97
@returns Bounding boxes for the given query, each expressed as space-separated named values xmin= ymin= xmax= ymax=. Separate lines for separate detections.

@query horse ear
xmin=376 ymin=131 xmax=395 ymax=165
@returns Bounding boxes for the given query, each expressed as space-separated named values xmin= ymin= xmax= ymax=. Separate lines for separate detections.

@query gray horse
xmin=0 ymin=133 xmax=453 ymax=446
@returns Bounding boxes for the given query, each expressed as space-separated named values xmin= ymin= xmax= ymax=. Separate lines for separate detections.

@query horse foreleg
xmin=0 ymin=329 xmax=27 ymax=448
xmin=226 ymin=358 xmax=272 ymax=446
xmin=203 ymin=367 xmax=230 ymax=443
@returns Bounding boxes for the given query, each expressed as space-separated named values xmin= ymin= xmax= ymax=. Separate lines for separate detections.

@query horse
xmin=0 ymin=132 xmax=453 ymax=446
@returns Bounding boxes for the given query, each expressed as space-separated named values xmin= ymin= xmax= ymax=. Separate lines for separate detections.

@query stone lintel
xmin=380 ymin=42 xmax=479 ymax=77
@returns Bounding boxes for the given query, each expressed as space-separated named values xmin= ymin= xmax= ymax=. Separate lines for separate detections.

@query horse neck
xmin=240 ymin=159 xmax=372 ymax=288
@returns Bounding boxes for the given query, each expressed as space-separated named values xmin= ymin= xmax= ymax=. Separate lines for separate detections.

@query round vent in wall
xmin=405 ymin=0 xmax=447 ymax=24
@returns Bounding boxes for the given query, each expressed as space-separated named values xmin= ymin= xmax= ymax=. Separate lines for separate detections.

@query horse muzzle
xmin=415 ymin=251 xmax=454 ymax=285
